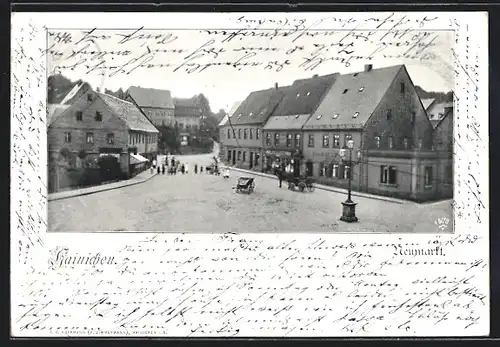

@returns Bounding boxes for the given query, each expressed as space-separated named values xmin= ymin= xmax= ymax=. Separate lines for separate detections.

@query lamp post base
xmin=340 ymin=200 xmax=358 ymax=223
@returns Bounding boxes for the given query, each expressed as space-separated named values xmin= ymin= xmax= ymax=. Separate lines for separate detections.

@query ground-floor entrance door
xmin=232 ymin=150 xmax=236 ymax=165
xmin=306 ymin=161 xmax=313 ymax=176
xmin=249 ymin=152 xmax=254 ymax=169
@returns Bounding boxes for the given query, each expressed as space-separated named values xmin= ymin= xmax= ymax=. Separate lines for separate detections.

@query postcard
xmin=11 ymin=11 xmax=489 ymax=337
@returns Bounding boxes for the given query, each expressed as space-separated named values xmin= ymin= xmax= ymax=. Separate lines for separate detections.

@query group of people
xmin=150 ymin=157 xmax=207 ymax=176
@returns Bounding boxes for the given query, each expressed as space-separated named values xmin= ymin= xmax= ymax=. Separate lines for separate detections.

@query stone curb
xmin=48 ymin=172 xmax=159 ymax=202
xmin=227 ymin=167 xmax=412 ymax=205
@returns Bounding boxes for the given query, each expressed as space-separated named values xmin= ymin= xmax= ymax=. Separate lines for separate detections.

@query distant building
xmin=262 ymin=73 xmax=339 ymax=175
xmin=222 ymin=84 xmax=289 ymax=170
xmin=126 ymin=86 xmax=175 ymax=127
xmin=48 ymin=88 xmax=159 ymax=192
xmin=173 ymin=97 xmax=202 ymax=132
xmin=218 ymin=100 xmax=242 ymax=160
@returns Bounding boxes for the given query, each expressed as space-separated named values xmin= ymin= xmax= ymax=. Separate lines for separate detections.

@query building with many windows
xmin=302 ymin=64 xmax=439 ymax=201
xmin=48 ymin=88 xmax=159 ymax=191
xmin=262 ymin=73 xmax=339 ymax=174
xmin=222 ymin=84 xmax=289 ymax=170
xmin=126 ymin=86 xmax=175 ymax=127
xmin=218 ymin=101 xmax=242 ymax=161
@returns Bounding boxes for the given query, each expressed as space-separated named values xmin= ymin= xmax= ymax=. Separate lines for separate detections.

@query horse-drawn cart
xmin=235 ymin=177 xmax=255 ymax=194
xmin=287 ymin=175 xmax=315 ymax=192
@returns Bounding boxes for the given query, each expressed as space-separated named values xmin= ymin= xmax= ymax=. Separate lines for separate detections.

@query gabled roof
xmin=270 ymin=73 xmax=340 ymax=118
xmin=60 ymin=82 xmax=91 ymax=105
xmin=421 ymin=98 xmax=436 ymax=110
xmin=229 ymin=86 xmax=290 ymax=125
xmin=428 ymin=101 xmax=453 ymax=128
xmin=174 ymin=97 xmax=199 ymax=108
xmin=219 ymin=101 xmax=243 ymax=126
xmin=47 ymin=104 xmax=70 ymax=125
xmin=263 ymin=114 xmax=311 ymax=131
xmin=126 ymin=86 xmax=174 ymax=109
xmin=303 ymin=65 xmax=404 ymax=130
xmin=97 ymin=92 xmax=159 ymax=133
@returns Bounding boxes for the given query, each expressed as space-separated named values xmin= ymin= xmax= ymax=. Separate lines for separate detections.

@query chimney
xmin=313 ymin=74 xmax=318 ymax=78
xmin=274 ymin=82 xmax=278 ymax=90
xmin=364 ymin=64 xmax=373 ymax=72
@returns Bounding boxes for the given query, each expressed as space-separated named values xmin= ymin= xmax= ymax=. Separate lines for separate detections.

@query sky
xmin=48 ymin=26 xmax=454 ymax=112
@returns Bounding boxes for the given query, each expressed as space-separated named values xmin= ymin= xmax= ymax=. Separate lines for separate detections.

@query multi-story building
xmin=173 ymin=97 xmax=202 ymax=132
xmin=48 ymin=88 xmax=159 ymax=191
xmin=431 ymin=103 xmax=454 ymax=198
xmin=222 ymin=84 xmax=288 ymax=170
xmin=262 ymin=73 xmax=339 ymax=174
xmin=126 ymin=86 xmax=175 ymax=127
xmin=219 ymin=101 xmax=242 ymax=160
xmin=302 ymin=64 xmax=440 ymax=201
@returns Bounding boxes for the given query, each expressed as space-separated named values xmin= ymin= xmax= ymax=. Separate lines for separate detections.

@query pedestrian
xmin=171 ymin=158 xmax=175 ymax=168
xmin=181 ymin=164 xmax=185 ymax=174
xmin=194 ymin=164 xmax=198 ymax=174
xmin=185 ymin=163 xmax=189 ymax=174
xmin=200 ymin=165 xmax=203 ymax=173
xmin=157 ymin=165 xmax=160 ymax=174
xmin=150 ymin=165 xmax=154 ymax=174
xmin=153 ymin=159 xmax=157 ymax=169
xmin=162 ymin=165 xmax=165 ymax=175
xmin=278 ymin=169 xmax=283 ymax=188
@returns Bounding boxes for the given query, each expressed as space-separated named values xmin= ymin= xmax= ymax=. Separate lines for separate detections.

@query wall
xmin=262 ymin=130 xmax=303 ymax=152
xmin=365 ymin=155 xmax=414 ymax=199
xmin=363 ymin=67 xmax=434 ymax=151
xmin=223 ymin=124 xmax=264 ymax=150
xmin=142 ymin=107 xmax=175 ymax=127
xmin=48 ymin=94 xmax=128 ymax=157
xmin=176 ymin=116 xmax=201 ymax=131
xmin=434 ymin=114 xmax=453 ymax=152
xmin=127 ymin=131 xmax=159 ymax=155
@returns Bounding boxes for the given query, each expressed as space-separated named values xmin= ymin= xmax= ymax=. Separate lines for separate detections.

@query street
xmin=48 ymin=145 xmax=453 ymax=233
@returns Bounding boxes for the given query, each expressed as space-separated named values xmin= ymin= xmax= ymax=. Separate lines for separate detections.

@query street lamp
xmin=339 ymin=139 xmax=361 ymax=223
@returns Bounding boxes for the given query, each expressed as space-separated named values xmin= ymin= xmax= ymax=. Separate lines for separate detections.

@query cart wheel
xmin=298 ymin=183 xmax=306 ymax=192
xmin=307 ymin=184 xmax=315 ymax=192
xmin=289 ymin=182 xmax=295 ymax=190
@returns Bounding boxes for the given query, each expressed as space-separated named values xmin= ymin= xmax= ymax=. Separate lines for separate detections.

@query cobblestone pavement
xmin=48 ymin=150 xmax=453 ymax=233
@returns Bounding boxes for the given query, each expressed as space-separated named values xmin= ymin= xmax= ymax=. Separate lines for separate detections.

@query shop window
xmin=380 ymin=165 xmax=397 ymax=184
xmin=308 ymin=134 xmax=314 ymax=148
xmin=266 ymin=133 xmax=272 ymax=146
xmin=64 ymin=132 xmax=71 ymax=143
xmin=286 ymin=134 xmax=292 ymax=147
xmin=86 ymin=132 xmax=94 ymax=144
xmin=322 ymin=134 xmax=329 ymax=148
xmin=227 ymin=150 xmax=232 ymax=162
xmin=274 ymin=133 xmax=280 ymax=146
xmin=424 ymin=166 xmax=433 ymax=187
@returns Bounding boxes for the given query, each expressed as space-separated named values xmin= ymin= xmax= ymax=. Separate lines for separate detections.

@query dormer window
xmin=238 ymin=114 xmax=242 ymax=118
xmin=249 ymin=112 xmax=253 ymax=116
xmin=343 ymin=89 xmax=348 ymax=94
xmin=386 ymin=109 xmax=392 ymax=120
xmin=296 ymin=93 xmax=300 ymax=98
xmin=307 ymin=92 xmax=311 ymax=96
xmin=95 ymin=111 xmax=102 ymax=121
xmin=87 ymin=94 xmax=93 ymax=102
xmin=438 ymin=113 xmax=444 ymax=119
xmin=316 ymin=114 xmax=322 ymax=120
xmin=353 ymin=112 xmax=359 ymax=118
xmin=353 ymin=73 xmax=358 ymax=77
xmin=295 ymin=115 xmax=300 ymax=119
xmin=333 ymin=114 xmax=339 ymax=119
xmin=358 ymin=87 xmax=364 ymax=92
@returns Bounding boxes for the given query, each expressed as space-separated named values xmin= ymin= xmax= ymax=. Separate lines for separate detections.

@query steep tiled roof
xmin=174 ymin=97 xmax=198 ymax=108
xmin=263 ymin=114 xmax=311 ymax=130
xmin=229 ymin=86 xmax=290 ymax=126
xmin=427 ymin=101 xmax=453 ymax=128
xmin=60 ymin=82 xmax=91 ymax=105
xmin=303 ymin=65 xmax=403 ymax=130
xmin=127 ymin=86 xmax=174 ymax=109
xmin=421 ymin=98 xmax=436 ymax=110
xmin=47 ymin=104 xmax=70 ymax=125
xmin=219 ymin=101 xmax=243 ymax=126
xmin=97 ymin=93 xmax=159 ymax=133
xmin=270 ymin=73 xmax=340 ymax=117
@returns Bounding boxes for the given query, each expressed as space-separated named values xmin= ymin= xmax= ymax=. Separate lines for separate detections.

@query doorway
xmin=249 ymin=152 xmax=254 ymax=169
xmin=306 ymin=161 xmax=313 ymax=177
xmin=232 ymin=150 xmax=236 ymax=165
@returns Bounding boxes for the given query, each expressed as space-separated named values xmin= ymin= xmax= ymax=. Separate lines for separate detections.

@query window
xmin=286 ymin=134 xmax=292 ymax=147
xmin=333 ymin=164 xmax=339 ymax=178
xmin=255 ymin=153 xmax=260 ymax=165
xmin=228 ymin=151 xmax=232 ymax=162
xmin=424 ymin=166 xmax=433 ymax=187
xmin=227 ymin=129 xmax=231 ymax=139
xmin=274 ymin=133 xmax=280 ymax=146
xmin=322 ymin=134 xmax=329 ymax=148
xmin=386 ymin=109 xmax=392 ymax=120
xmin=238 ymin=129 xmax=241 ymax=139
xmin=186 ymin=124 xmax=191 ymax=129
xmin=358 ymin=87 xmax=364 ymax=92
xmin=86 ymin=132 xmax=94 ymax=144
xmin=179 ymin=123 xmax=184 ymax=129
xmin=333 ymin=114 xmax=339 ymax=119
xmin=380 ymin=165 xmax=397 ymax=184
xmin=344 ymin=134 xmax=352 ymax=146
xmin=319 ymin=162 xmax=325 ymax=176
xmin=76 ymin=111 xmax=83 ymax=121
xmin=316 ymin=114 xmax=322 ymax=120
xmin=411 ymin=112 xmax=416 ymax=126
xmin=344 ymin=165 xmax=351 ymax=180
xmin=400 ymin=82 xmax=405 ymax=93
xmin=375 ymin=136 xmax=380 ymax=148
xmin=243 ymin=151 xmax=246 ymax=162
xmin=107 ymin=133 xmax=114 ymax=145
xmin=95 ymin=111 xmax=102 ymax=121
xmin=294 ymin=134 xmax=301 ymax=148
xmin=403 ymin=138 xmax=409 ymax=149
xmin=87 ymin=94 xmax=93 ymax=102
xmin=308 ymin=134 xmax=314 ymax=148
xmin=237 ymin=151 xmax=241 ymax=161
xmin=388 ymin=136 xmax=393 ymax=149
xmin=418 ymin=138 xmax=423 ymax=149
xmin=332 ymin=135 xmax=340 ymax=148
xmin=249 ymin=128 xmax=253 ymax=139
xmin=64 ymin=132 xmax=71 ymax=143
xmin=266 ymin=133 xmax=272 ymax=146
xmin=256 ymin=129 xmax=261 ymax=140
xmin=445 ymin=165 xmax=453 ymax=184
xmin=243 ymin=128 xmax=248 ymax=139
